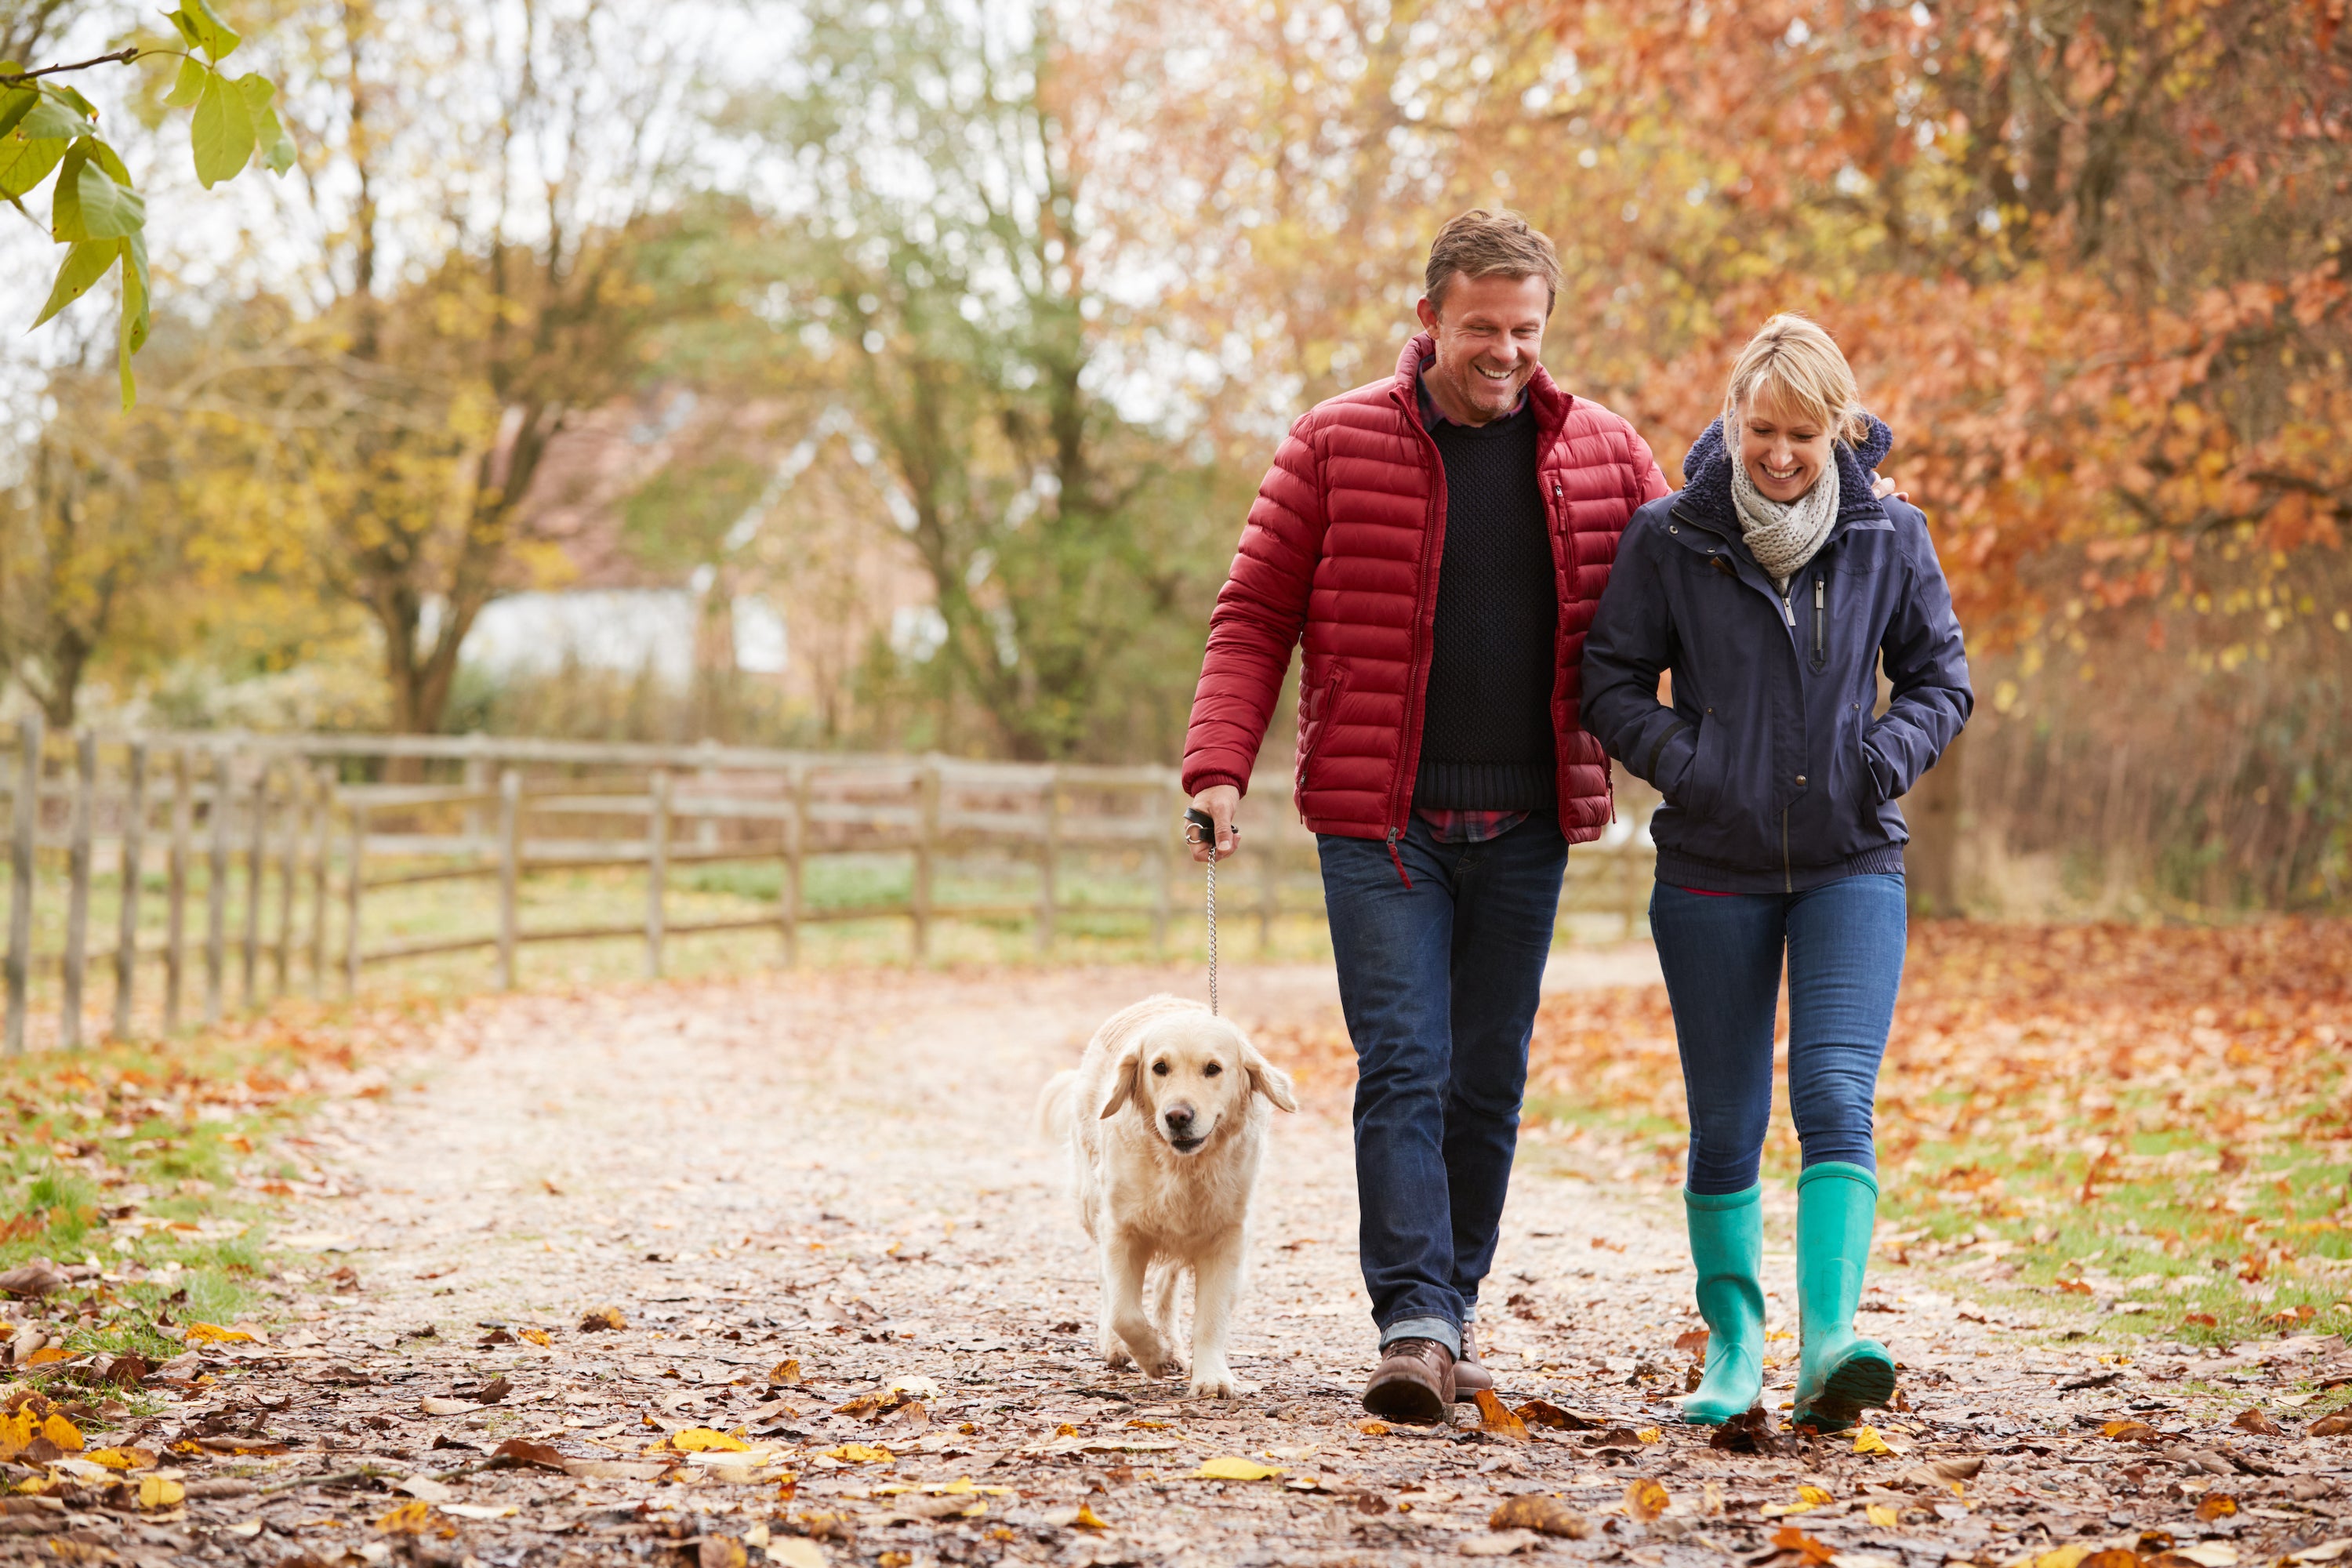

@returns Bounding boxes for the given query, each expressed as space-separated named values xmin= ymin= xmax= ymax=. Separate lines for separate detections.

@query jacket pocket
xmin=1297 ymin=669 xmax=1345 ymax=782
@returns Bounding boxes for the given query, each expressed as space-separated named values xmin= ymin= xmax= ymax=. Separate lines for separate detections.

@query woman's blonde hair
xmin=1722 ymin=314 xmax=1868 ymax=445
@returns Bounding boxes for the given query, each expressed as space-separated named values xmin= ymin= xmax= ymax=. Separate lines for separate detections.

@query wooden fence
xmin=0 ymin=720 xmax=1659 ymax=1052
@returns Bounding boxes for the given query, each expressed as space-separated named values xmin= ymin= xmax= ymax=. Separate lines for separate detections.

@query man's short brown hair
xmin=1423 ymin=209 xmax=1561 ymax=317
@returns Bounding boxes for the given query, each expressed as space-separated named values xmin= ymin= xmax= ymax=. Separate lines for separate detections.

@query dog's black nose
xmin=1164 ymin=1104 xmax=1195 ymax=1131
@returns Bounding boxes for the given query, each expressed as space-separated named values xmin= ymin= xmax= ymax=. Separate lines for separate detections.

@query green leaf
xmin=118 ymin=233 xmax=151 ymax=408
xmin=165 ymin=56 xmax=206 ymax=109
xmin=62 ymin=149 xmax=144 ymax=239
xmin=0 ymin=84 xmax=34 ymax=141
xmin=239 ymin=74 xmax=293 ymax=174
xmin=18 ymin=96 xmax=87 ymax=140
xmin=31 ymin=238 xmax=118 ymax=328
xmin=48 ymin=84 xmax=99 ymax=122
xmin=190 ymin=65 xmax=252 ymax=187
xmin=49 ymin=139 xmax=88 ymax=235
xmin=162 ymin=9 xmax=203 ymax=50
xmin=85 ymin=136 xmax=130 ymax=185
xmin=179 ymin=0 xmax=241 ymax=61
xmin=0 ymin=131 xmax=65 ymax=200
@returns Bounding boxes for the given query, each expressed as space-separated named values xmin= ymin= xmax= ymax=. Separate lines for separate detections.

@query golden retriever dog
xmin=1038 ymin=994 xmax=1298 ymax=1399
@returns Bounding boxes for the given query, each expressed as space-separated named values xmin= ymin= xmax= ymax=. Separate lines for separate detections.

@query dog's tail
xmin=1036 ymin=1069 xmax=1079 ymax=1148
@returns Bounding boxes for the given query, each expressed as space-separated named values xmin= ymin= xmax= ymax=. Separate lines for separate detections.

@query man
xmin=1181 ymin=209 xmax=1670 ymax=1421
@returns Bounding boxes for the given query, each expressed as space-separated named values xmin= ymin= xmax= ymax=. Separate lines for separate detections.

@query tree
xmin=5 ymin=0 xmax=292 ymax=405
xmin=719 ymin=0 xmax=1225 ymax=760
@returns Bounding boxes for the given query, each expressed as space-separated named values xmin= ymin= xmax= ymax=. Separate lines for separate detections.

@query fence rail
xmin=0 ymin=720 xmax=1659 ymax=1052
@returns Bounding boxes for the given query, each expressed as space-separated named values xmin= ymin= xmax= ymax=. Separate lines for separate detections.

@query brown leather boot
xmin=1363 ymin=1337 xmax=1456 ymax=1425
xmin=1451 ymin=1322 xmax=1494 ymax=1402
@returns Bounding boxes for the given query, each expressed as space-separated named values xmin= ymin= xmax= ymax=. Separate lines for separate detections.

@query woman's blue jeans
xmin=1318 ymin=814 xmax=1569 ymax=1355
xmin=1649 ymin=873 xmax=1907 ymax=1196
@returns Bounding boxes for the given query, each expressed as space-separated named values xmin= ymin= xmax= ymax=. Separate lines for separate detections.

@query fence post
xmin=461 ymin=735 xmax=489 ymax=851
xmin=911 ymin=762 xmax=938 ymax=965
xmin=1149 ymin=775 xmax=1174 ymax=956
xmin=307 ymin=764 xmax=332 ymax=997
xmin=342 ymin=806 xmax=365 ymax=998
xmin=274 ymin=769 xmax=299 ymax=999
xmin=240 ymin=762 xmax=267 ymax=1010
xmin=3 ymin=714 xmax=38 ymax=1056
xmin=496 ymin=768 xmax=520 ymax=991
xmin=644 ymin=769 xmax=670 ymax=980
xmin=204 ymin=748 xmax=230 ymax=1025
xmin=781 ymin=764 xmax=807 ymax=968
xmin=695 ymin=737 xmax=720 ymax=851
xmin=165 ymin=746 xmax=190 ymax=1032
xmin=1036 ymin=771 xmax=1059 ymax=954
xmin=61 ymin=731 xmax=96 ymax=1049
xmin=3 ymin=713 xmax=37 ymax=1056
xmin=112 ymin=739 xmax=147 ymax=1040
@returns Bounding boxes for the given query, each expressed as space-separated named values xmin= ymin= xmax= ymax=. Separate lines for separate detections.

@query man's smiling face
xmin=1414 ymin=270 xmax=1552 ymax=426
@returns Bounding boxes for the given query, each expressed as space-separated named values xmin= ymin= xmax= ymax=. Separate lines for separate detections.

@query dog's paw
xmin=1100 ymin=1344 xmax=1133 ymax=1370
xmin=1187 ymin=1364 xmax=1253 ymax=1399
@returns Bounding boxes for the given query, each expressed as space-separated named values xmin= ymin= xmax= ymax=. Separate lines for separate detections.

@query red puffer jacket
xmin=1182 ymin=333 xmax=1668 ymax=848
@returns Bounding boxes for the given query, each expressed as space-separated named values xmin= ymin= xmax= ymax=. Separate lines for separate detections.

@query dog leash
xmin=1181 ymin=807 xmax=1221 ymax=1016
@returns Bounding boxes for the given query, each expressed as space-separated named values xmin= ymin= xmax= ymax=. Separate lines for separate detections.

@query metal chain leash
xmin=1182 ymin=807 xmax=1222 ymax=1016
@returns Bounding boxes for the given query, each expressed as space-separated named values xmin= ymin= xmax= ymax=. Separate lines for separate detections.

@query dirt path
xmin=42 ymin=960 xmax=2350 ymax=1566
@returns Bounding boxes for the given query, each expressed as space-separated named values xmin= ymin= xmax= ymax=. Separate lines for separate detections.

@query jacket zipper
xmin=1386 ymin=827 xmax=1413 ymax=889
xmin=1777 ymin=579 xmax=1795 ymax=628
xmin=1813 ymin=575 xmax=1825 ymax=668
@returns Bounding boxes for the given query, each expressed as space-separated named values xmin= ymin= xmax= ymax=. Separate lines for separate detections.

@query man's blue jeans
xmin=1649 ymin=874 xmax=1907 ymax=1196
xmin=1319 ymin=814 xmax=1568 ymax=1356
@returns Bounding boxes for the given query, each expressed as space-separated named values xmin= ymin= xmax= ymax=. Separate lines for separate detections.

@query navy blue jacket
xmin=1581 ymin=416 xmax=1973 ymax=894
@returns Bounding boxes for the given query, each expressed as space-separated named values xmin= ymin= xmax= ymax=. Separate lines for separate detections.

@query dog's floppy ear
xmin=1243 ymin=1040 xmax=1298 ymax=1112
xmin=1098 ymin=1037 xmax=1145 ymax=1120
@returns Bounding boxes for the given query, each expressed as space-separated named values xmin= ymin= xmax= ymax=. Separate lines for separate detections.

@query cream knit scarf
xmin=1730 ymin=445 xmax=1840 ymax=588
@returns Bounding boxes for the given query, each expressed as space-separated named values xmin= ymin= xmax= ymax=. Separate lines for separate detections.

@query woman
xmin=1581 ymin=314 xmax=1971 ymax=1432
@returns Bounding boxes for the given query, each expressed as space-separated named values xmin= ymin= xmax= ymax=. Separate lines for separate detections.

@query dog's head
xmin=1097 ymin=1008 xmax=1297 ymax=1154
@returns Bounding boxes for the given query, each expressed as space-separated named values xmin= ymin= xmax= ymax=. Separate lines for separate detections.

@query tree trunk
xmin=1904 ymin=727 xmax=1969 ymax=917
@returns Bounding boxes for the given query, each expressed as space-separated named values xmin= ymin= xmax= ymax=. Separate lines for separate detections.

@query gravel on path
xmin=19 ymin=960 xmax=2345 ymax=1567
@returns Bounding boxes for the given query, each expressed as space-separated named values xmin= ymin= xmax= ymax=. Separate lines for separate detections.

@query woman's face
xmin=1737 ymin=384 xmax=1832 ymax=503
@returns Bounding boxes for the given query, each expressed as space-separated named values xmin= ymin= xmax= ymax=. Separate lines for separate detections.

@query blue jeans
xmin=1650 ymin=873 xmax=1907 ymax=1196
xmin=1319 ymin=814 xmax=1569 ymax=1355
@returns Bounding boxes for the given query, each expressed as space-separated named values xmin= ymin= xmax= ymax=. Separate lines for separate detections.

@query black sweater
xmin=1413 ymin=404 xmax=1559 ymax=811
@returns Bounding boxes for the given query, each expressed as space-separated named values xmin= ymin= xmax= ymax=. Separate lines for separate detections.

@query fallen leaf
xmin=2034 ymin=1550 xmax=2092 ymax=1568
xmin=1800 ymin=1485 xmax=1834 ymax=1506
xmin=21 ymin=1345 xmax=74 ymax=1367
xmin=375 ymin=1501 xmax=443 ymax=1535
xmin=180 ymin=1322 xmax=254 ymax=1346
xmin=2196 ymin=1495 xmax=2239 ymax=1522
xmin=397 ymin=1478 xmax=456 ymax=1504
xmin=136 ymin=1476 xmax=183 ymax=1509
xmin=1512 ymin=1399 xmax=1599 ymax=1431
xmin=1773 ymin=1524 xmax=1837 ymax=1565
xmin=766 ymin=1542 xmax=826 ymax=1568
xmin=1071 ymin=1502 xmax=1109 ymax=1530
xmin=0 ymin=1259 xmax=69 ymax=1298
xmin=769 ymin=1358 xmax=803 ymax=1385
xmin=1488 ymin=1494 xmax=1589 ymax=1537
xmin=561 ymin=1459 xmax=670 ymax=1481
xmin=699 ymin=1540 xmax=749 ymax=1568
xmin=2230 ymin=1408 xmax=2281 ymax=1436
xmin=1634 ymin=1426 xmax=1662 ymax=1443
xmin=440 ymin=1503 xmax=520 ymax=1521
xmin=1622 ymin=1477 xmax=1669 ymax=1522
xmin=1474 ymin=1389 xmax=1529 ymax=1440
xmin=1673 ymin=1327 xmax=1710 ymax=1358
xmin=2288 ymin=1541 xmax=2352 ymax=1564
xmin=1192 ymin=1457 xmax=1283 ymax=1481
xmin=1866 ymin=1504 xmax=1900 ymax=1526
xmin=459 ymin=1375 xmax=513 ymax=1405
xmin=1357 ymin=1420 xmax=1390 ymax=1436
xmin=2081 ymin=1551 xmax=2141 ymax=1568
xmin=488 ymin=1439 xmax=568 ymax=1472
xmin=579 ymin=1306 xmax=628 ymax=1331
xmin=418 ymin=1397 xmax=472 ymax=1416
xmin=2170 ymin=1548 xmax=2240 ymax=1568
xmin=2102 ymin=1418 xmax=2160 ymax=1442
xmin=1710 ymin=1406 xmax=1781 ymax=1454
xmin=1459 ymin=1533 xmax=1540 ymax=1557
xmin=517 ymin=1328 xmax=551 ymax=1347
xmin=1854 ymin=1427 xmax=1894 ymax=1454
xmin=2310 ymin=1414 xmax=2352 ymax=1437
xmin=673 ymin=1428 xmax=752 ymax=1454
xmin=82 ymin=1448 xmax=155 ymax=1471
xmin=820 ymin=1444 xmax=893 ymax=1465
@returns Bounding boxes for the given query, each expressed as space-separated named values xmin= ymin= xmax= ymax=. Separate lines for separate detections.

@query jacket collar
xmin=1674 ymin=412 xmax=1895 ymax=543
xmin=1392 ymin=332 xmax=1572 ymax=441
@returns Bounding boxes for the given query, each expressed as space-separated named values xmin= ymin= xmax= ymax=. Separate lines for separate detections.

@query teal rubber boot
xmin=1679 ymin=1184 xmax=1766 ymax=1425
xmin=1791 ymin=1162 xmax=1897 ymax=1432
